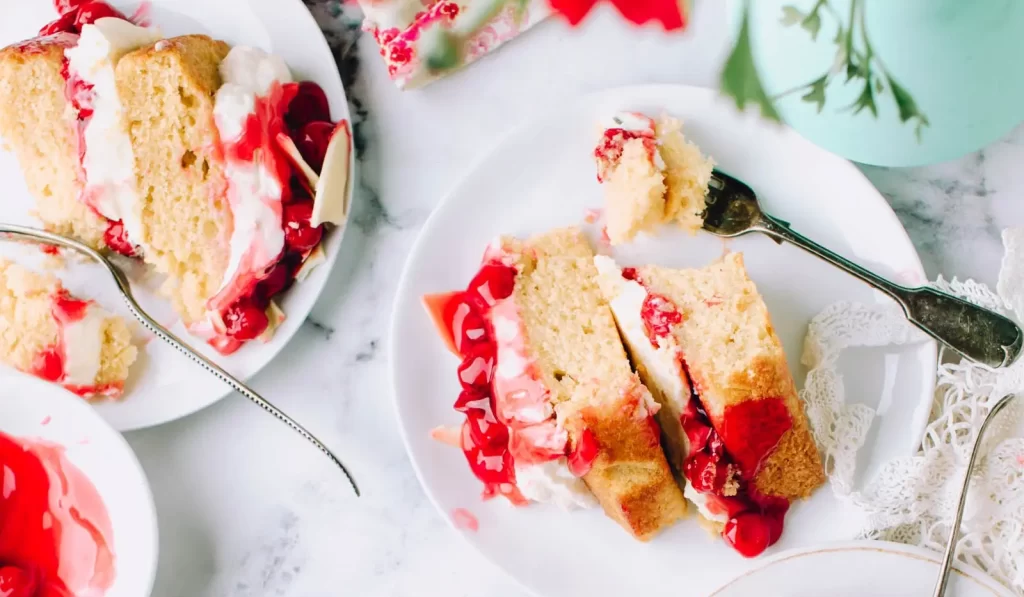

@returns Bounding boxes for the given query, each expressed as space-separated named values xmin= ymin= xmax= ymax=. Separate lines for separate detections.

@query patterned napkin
xmin=357 ymin=0 xmax=550 ymax=89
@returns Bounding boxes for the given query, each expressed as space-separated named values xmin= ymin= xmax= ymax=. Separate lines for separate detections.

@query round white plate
xmin=710 ymin=540 xmax=1013 ymax=596
xmin=0 ymin=374 xmax=158 ymax=597
xmin=0 ymin=0 xmax=352 ymax=430
xmin=390 ymin=85 xmax=939 ymax=597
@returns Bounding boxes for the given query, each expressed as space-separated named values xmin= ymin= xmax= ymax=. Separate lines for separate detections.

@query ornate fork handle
xmin=755 ymin=214 xmax=1023 ymax=368
xmin=0 ymin=224 xmax=359 ymax=495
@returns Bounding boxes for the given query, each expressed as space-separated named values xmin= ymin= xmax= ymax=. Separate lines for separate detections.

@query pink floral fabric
xmin=359 ymin=0 xmax=550 ymax=89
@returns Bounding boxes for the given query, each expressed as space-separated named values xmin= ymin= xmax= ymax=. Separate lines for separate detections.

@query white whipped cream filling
xmin=212 ymin=47 xmax=293 ymax=297
xmin=594 ymin=256 xmax=687 ymax=414
xmin=684 ymin=481 xmax=729 ymax=524
xmin=605 ymin=112 xmax=666 ymax=171
xmin=595 ymin=256 xmax=728 ymax=522
xmin=65 ymin=18 xmax=162 ymax=247
xmin=515 ymin=459 xmax=597 ymax=510
xmin=60 ymin=306 xmax=106 ymax=386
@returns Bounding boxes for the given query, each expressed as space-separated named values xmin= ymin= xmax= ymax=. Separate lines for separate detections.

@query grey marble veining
xmin=125 ymin=2 xmax=1024 ymax=597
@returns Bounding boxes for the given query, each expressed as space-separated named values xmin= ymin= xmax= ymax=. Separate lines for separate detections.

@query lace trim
xmin=804 ymin=228 xmax=1024 ymax=593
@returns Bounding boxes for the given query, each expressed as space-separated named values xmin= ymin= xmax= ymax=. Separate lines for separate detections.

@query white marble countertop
xmin=127 ymin=2 xmax=1024 ymax=596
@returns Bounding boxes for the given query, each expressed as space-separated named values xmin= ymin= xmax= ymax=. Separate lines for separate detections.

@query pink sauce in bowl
xmin=0 ymin=431 xmax=115 ymax=597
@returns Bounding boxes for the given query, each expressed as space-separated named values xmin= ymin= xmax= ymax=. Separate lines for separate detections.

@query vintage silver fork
xmin=0 ymin=224 xmax=359 ymax=495
xmin=703 ymin=170 xmax=1023 ymax=368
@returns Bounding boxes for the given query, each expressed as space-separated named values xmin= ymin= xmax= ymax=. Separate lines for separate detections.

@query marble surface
xmin=126 ymin=2 xmax=1024 ymax=596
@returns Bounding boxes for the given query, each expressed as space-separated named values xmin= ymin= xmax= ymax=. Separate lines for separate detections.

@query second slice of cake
xmin=594 ymin=252 xmax=825 ymax=556
xmin=425 ymin=227 xmax=687 ymax=540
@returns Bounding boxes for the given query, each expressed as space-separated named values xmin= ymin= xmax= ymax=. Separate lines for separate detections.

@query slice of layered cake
xmin=594 ymin=112 xmax=714 ymax=245
xmin=115 ymin=39 xmax=348 ymax=354
xmin=424 ymin=227 xmax=687 ymax=540
xmin=594 ymin=252 xmax=825 ymax=556
xmin=0 ymin=260 xmax=137 ymax=399
xmin=0 ymin=6 xmax=159 ymax=252
xmin=1 ymin=2 xmax=351 ymax=356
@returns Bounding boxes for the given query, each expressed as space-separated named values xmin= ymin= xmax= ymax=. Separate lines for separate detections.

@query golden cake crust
xmin=501 ymin=227 xmax=687 ymax=540
xmin=0 ymin=35 xmax=108 ymax=249
xmin=634 ymin=252 xmax=825 ymax=500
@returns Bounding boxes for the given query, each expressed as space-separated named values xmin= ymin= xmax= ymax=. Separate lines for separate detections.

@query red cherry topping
xmin=466 ymin=262 xmax=517 ymax=307
xmin=453 ymin=388 xmax=491 ymax=417
xmin=639 ymin=293 xmax=682 ymax=344
xmin=567 ymin=428 xmax=599 ymax=477
xmin=294 ymin=121 xmax=333 ymax=172
xmin=719 ymin=397 xmax=792 ymax=480
xmin=723 ymin=513 xmax=773 ymax=558
xmin=682 ymin=416 xmax=711 ymax=457
xmin=286 ymin=81 xmax=331 ymax=131
xmin=54 ymin=0 xmax=87 ymax=14
xmin=684 ymin=451 xmax=729 ymax=494
xmin=221 ymin=298 xmax=269 ymax=340
xmin=424 ymin=291 xmax=489 ymax=357
xmin=0 ymin=566 xmax=39 ymax=597
xmin=457 ymin=344 xmax=495 ymax=391
xmin=621 ymin=267 xmax=639 ymax=281
xmin=256 ymin=259 xmax=294 ymax=300
xmin=52 ymin=291 xmax=90 ymax=323
xmin=464 ymin=409 xmax=509 ymax=450
xmin=459 ymin=420 xmax=515 ymax=486
xmin=39 ymin=12 xmax=78 ymax=35
xmin=73 ymin=1 xmax=127 ymax=28
xmin=282 ymin=202 xmax=323 ymax=253
xmin=103 ymin=220 xmax=137 ymax=257
xmin=31 ymin=347 xmax=65 ymax=382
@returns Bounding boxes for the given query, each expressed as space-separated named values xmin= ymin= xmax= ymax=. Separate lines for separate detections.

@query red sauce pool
xmin=0 ymin=431 xmax=115 ymax=597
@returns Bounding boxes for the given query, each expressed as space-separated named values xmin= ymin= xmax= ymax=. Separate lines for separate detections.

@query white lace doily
xmin=803 ymin=228 xmax=1024 ymax=594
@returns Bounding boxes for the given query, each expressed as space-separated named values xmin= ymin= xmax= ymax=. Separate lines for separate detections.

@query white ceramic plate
xmin=0 ymin=374 xmax=158 ymax=597
xmin=390 ymin=85 xmax=939 ymax=597
xmin=0 ymin=0 xmax=352 ymax=430
xmin=710 ymin=540 xmax=1013 ymax=596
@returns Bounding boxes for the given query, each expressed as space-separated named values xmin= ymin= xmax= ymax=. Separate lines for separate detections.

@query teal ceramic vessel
xmin=743 ymin=0 xmax=1024 ymax=167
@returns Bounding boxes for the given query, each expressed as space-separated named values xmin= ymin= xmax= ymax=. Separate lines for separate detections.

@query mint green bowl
xmin=742 ymin=0 xmax=1024 ymax=167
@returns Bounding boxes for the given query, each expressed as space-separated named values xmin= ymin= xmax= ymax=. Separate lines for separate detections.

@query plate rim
xmin=0 ymin=374 xmax=160 ymax=597
xmin=388 ymin=83 xmax=939 ymax=597
xmin=0 ymin=0 xmax=356 ymax=431
xmin=708 ymin=539 xmax=1014 ymax=596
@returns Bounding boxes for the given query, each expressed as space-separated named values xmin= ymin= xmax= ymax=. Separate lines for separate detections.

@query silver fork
xmin=703 ymin=170 xmax=1023 ymax=369
xmin=0 ymin=224 xmax=359 ymax=495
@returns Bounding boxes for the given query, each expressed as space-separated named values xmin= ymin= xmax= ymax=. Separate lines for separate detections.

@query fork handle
xmin=759 ymin=214 xmax=1023 ymax=368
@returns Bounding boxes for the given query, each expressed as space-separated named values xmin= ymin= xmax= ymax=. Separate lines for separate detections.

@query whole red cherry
xmin=221 ymin=299 xmax=269 ymax=340
xmin=723 ymin=513 xmax=772 ymax=558
xmin=257 ymin=259 xmax=295 ymax=300
xmin=282 ymin=202 xmax=323 ymax=253
xmin=294 ymin=121 xmax=333 ymax=172
xmin=74 ymin=1 xmax=127 ymax=28
xmin=286 ymin=81 xmax=331 ymax=131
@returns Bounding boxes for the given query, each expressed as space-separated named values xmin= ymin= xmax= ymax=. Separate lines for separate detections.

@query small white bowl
xmin=0 ymin=373 xmax=158 ymax=597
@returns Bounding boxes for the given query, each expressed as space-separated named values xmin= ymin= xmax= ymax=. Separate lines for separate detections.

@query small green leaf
xmin=875 ymin=77 xmax=884 ymax=93
xmin=780 ymin=5 xmax=805 ymax=26
xmin=800 ymin=10 xmax=822 ymax=41
xmin=832 ymin=23 xmax=844 ymax=45
xmin=800 ymin=75 xmax=829 ymax=113
xmin=844 ymin=80 xmax=877 ymax=117
xmin=845 ymin=53 xmax=868 ymax=82
xmin=887 ymin=74 xmax=928 ymax=125
xmin=720 ymin=5 xmax=781 ymax=122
